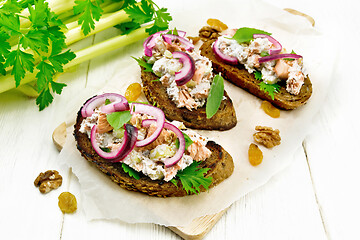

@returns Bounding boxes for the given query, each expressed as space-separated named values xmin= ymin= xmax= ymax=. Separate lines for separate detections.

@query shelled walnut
xmin=199 ymin=26 xmax=221 ymax=40
xmin=34 ymin=170 xmax=62 ymax=193
xmin=253 ymin=126 xmax=281 ymax=148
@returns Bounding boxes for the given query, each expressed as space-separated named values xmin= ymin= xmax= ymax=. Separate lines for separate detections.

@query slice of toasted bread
xmin=141 ymin=67 xmax=237 ymax=131
xmin=73 ymin=103 xmax=234 ymax=197
xmin=200 ymin=39 xmax=312 ymax=110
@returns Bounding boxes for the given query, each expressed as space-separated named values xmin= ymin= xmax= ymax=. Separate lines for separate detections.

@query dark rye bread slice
xmin=200 ymin=39 xmax=313 ymax=110
xmin=74 ymin=105 xmax=234 ymax=197
xmin=141 ymin=67 xmax=237 ymax=131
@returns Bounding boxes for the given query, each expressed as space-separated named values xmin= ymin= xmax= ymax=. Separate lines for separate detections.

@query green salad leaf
xmin=231 ymin=27 xmax=271 ymax=44
xmin=106 ymin=110 xmax=132 ymax=130
xmin=175 ymin=131 xmax=194 ymax=150
xmin=206 ymin=74 xmax=224 ymax=119
xmin=254 ymin=70 xmax=262 ymax=81
xmin=259 ymin=81 xmax=281 ymax=100
xmin=122 ymin=163 xmax=140 ymax=180
xmin=171 ymin=161 xmax=212 ymax=195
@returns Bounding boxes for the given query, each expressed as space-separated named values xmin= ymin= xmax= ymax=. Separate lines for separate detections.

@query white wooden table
xmin=0 ymin=0 xmax=359 ymax=239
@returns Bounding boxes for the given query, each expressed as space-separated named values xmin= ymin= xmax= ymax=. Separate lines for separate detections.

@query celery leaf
xmin=122 ymin=163 xmax=141 ymax=180
xmin=172 ymin=161 xmax=212 ymax=195
xmin=259 ymin=82 xmax=280 ymax=100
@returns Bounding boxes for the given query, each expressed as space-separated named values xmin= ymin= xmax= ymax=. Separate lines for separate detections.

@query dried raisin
xmin=248 ymin=143 xmax=263 ymax=166
xmin=125 ymin=83 xmax=142 ymax=101
xmin=58 ymin=192 xmax=77 ymax=213
xmin=261 ymin=101 xmax=280 ymax=118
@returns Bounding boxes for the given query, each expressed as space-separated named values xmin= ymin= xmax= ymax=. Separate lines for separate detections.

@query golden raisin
xmin=206 ymin=18 xmax=228 ymax=31
xmin=248 ymin=143 xmax=263 ymax=166
xmin=58 ymin=192 xmax=77 ymax=213
xmin=261 ymin=101 xmax=280 ymax=118
xmin=125 ymin=83 xmax=142 ymax=101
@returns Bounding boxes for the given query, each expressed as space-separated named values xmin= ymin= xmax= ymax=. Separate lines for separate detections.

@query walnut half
xmin=253 ymin=126 xmax=281 ymax=148
xmin=199 ymin=26 xmax=221 ymax=40
xmin=34 ymin=170 xmax=63 ymax=194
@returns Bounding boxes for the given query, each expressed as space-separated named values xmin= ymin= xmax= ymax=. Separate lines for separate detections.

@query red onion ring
xmin=142 ymin=119 xmax=185 ymax=168
xmin=172 ymin=51 xmax=195 ymax=86
xmin=162 ymin=34 xmax=194 ymax=51
xmin=90 ymin=124 xmax=138 ymax=162
xmin=253 ymin=34 xmax=282 ymax=55
xmin=100 ymin=100 xmax=129 ymax=114
xmin=130 ymin=103 xmax=165 ymax=147
xmin=259 ymin=53 xmax=303 ymax=64
xmin=143 ymin=30 xmax=187 ymax=57
xmin=81 ymin=93 xmax=128 ymax=118
xmin=212 ymin=39 xmax=238 ymax=65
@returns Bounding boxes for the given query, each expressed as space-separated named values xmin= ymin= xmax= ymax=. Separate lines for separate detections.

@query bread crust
xmin=140 ymin=67 xmax=237 ymax=131
xmin=73 ymin=102 xmax=234 ymax=197
xmin=200 ymin=39 xmax=312 ymax=110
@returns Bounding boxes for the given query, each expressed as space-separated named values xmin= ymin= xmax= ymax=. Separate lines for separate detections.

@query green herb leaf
xmin=122 ymin=163 xmax=140 ymax=180
xmin=6 ymin=49 xmax=35 ymax=87
xmin=106 ymin=111 xmax=132 ymax=130
xmin=206 ymin=74 xmax=224 ymax=119
xmin=231 ymin=27 xmax=271 ymax=44
xmin=132 ymin=56 xmax=153 ymax=72
xmin=36 ymin=88 xmax=53 ymax=111
xmin=105 ymin=98 xmax=111 ymax=105
xmin=115 ymin=21 xmax=141 ymax=35
xmin=175 ymin=131 xmax=194 ymax=150
xmin=125 ymin=0 xmax=153 ymax=24
xmin=260 ymin=51 xmax=269 ymax=57
xmin=172 ymin=161 xmax=212 ymax=195
xmin=100 ymin=147 xmax=111 ymax=152
xmin=259 ymin=81 xmax=280 ymax=100
xmin=74 ymin=0 xmax=103 ymax=36
xmin=254 ymin=70 xmax=262 ymax=81
xmin=283 ymin=50 xmax=297 ymax=60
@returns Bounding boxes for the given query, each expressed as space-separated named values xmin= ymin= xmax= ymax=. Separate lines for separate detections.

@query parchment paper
xmin=58 ymin=0 xmax=335 ymax=227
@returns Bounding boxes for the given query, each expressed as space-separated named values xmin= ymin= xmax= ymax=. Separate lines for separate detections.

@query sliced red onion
xmin=259 ymin=53 xmax=303 ymax=64
xmin=162 ymin=34 xmax=194 ymax=51
xmin=90 ymin=124 xmax=138 ymax=162
xmin=142 ymin=119 xmax=185 ymax=168
xmin=81 ymin=93 xmax=128 ymax=118
xmin=143 ymin=30 xmax=187 ymax=57
xmin=172 ymin=51 xmax=195 ymax=86
xmin=130 ymin=103 xmax=165 ymax=147
xmin=212 ymin=39 xmax=238 ymax=65
xmin=100 ymin=100 xmax=129 ymax=114
xmin=253 ymin=34 xmax=282 ymax=55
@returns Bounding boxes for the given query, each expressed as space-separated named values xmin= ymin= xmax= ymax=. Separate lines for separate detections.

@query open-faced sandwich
xmin=134 ymin=30 xmax=237 ymax=130
xmin=74 ymin=93 xmax=234 ymax=197
xmin=200 ymin=27 xmax=312 ymax=110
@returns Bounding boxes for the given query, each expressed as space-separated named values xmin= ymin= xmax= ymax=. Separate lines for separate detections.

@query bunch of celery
xmin=0 ymin=0 xmax=172 ymax=110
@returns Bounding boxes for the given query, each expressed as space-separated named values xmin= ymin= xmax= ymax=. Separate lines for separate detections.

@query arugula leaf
xmin=74 ymin=0 xmax=103 ymax=36
xmin=231 ymin=27 xmax=271 ymax=44
xmin=122 ymin=163 xmax=140 ymax=180
xmin=171 ymin=161 xmax=212 ymax=195
xmin=106 ymin=111 xmax=132 ymax=130
xmin=175 ymin=131 xmax=194 ymax=150
xmin=206 ymin=74 xmax=224 ymax=119
xmin=259 ymin=81 xmax=280 ymax=100
xmin=132 ymin=56 xmax=153 ymax=72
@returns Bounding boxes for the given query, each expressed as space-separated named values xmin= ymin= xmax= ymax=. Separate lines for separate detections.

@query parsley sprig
xmin=171 ymin=161 xmax=212 ymax=195
xmin=0 ymin=0 xmax=172 ymax=110
xmin=0 ymin=0 xmax=76 ymax=110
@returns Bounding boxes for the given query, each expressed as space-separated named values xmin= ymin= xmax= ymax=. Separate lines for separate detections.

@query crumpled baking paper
xmin=58 ymin=0 xmax=335 ymax=227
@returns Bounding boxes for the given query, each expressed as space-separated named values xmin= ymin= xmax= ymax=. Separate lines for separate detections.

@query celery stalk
xmin=0 ymin=26 xmax=149 ymax=94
